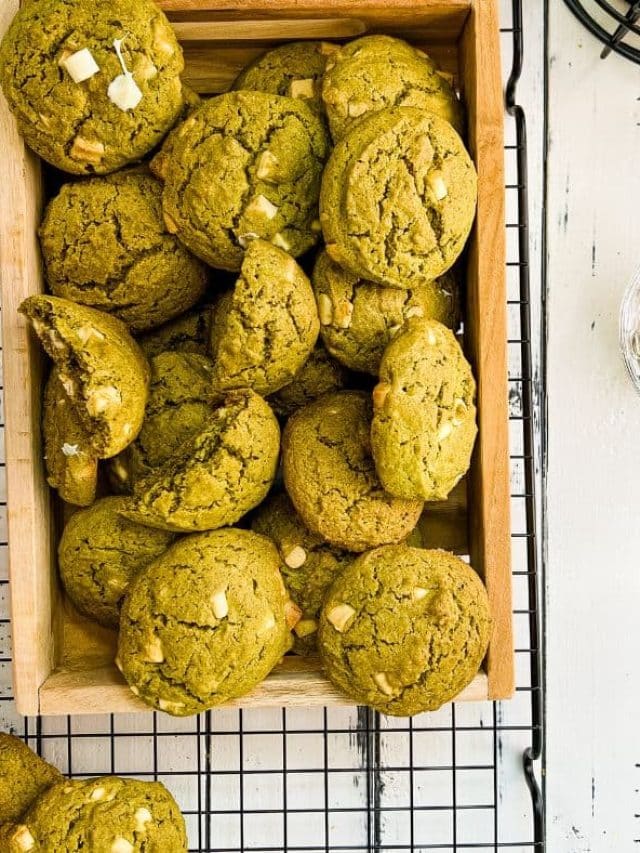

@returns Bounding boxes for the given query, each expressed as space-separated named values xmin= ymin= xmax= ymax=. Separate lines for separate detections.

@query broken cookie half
xmin=20 ymin=295 xmax=150 ymax=459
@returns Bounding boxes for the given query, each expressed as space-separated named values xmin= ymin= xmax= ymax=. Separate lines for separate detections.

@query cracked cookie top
xmin=282 ymin=390 xmax=423 ymax=552
xmin=371 ymin=318 xmax=477 ymax=501
xmin=267 ymin=342 xmax=348 ymax=419
xmin=40 ymin=171 xmax=208 ymax=334
xmin=0 ymin=0 xmax=184 ymax=175
xmin=321 ymin=35 xmax=463 ymax=141
xmin=318 ymin=545 xmax=491 ymax=715
xmin=117 ymin=528 xmax=291 ymax=714
xmin=312 ymin=249 xmax=458 ymax=374
xmin=0 ymin=734 xmax=62 ymax=826
xmin=162 ymin=91 xmax=330 ymax=270
xmin=320 ymin=106 xmax=477 ymax=287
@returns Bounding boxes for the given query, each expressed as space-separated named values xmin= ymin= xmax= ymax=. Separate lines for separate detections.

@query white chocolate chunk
xmin=12 ymin=826 xmax=35 ymax=851
xmin=404 ymin=306 xmax=424 ymax=319
xmin=86 ymin=385 xmax=122 ymax=415
xmin=60 ymin=375 xmax=76 ymax=397
xmin=111 ymin=460 xmax=129 ymax=483
xmin=61 ymin=48 xmax=100 ymax=83
xmin=62 ymin=443 xmax=79 ymax=457
xmin=372 ymin=383 xmax=390 ymax=409
xmin=238 ymin=232 xmax=259 ymax=249
xmin=90 ymin=786 xmax=107 ymax=801
xmin=76 ymin=325 xmax=105 ymax=345
xmin=294 ymin=618 xmax=318 ymax=638
xmin=326 ymin=603 xmax=355 ymax=632
xmin=272 ymin=233 xmax=290 ymax=251
xmin=334 ymin=300 xmax=354 ymax=329
xmin=245 ymin=194 xmax=279 ymax=220
xmin=452 ymin=398 xmax=468 ymax=426
xmin=144 ymin=636 xmax=164 ymax=663
xmin=437 ymin=421 xmax=453 ymax=441
xmin=70 ymin=136 xmax=105 ymax=164
xmin=130 ymin=685 xmax=140 ymax=696
xmin=284 ymin=545 xmax=307 ymax=569
xmin=426 ymin=327 xmax=438 ymax=346
xmin=317 ymin=293 xmax=334 ymax=325
xmin=211 ymin=589 xmax=229 ymax=619
xmin=259 ymin=610 xmax=276 ymax=633
xmin=134 ymin=807 xmax=153 ymax=833
xmin=412 ymin=587 xmax=428 ymax=601
xmin=111 ymin=839 xmax=134 ymax=853
xmin=157 ymin=698 xmax=185 ymax=713
xmin=285 ymin=599 xmax=303 ymax=630
xmin=325 ymin=243 xmax=343 ymax=263
xmin=347 ymin=100 xmax=369 ymax=117
xmin=289 ymin=78 xmax=315 ymax=99
xmin=153 ymin=22 xmax=176 ymax=57
xmin=136 ymin=55 xmax=158 ymax=81
xmin=373 ymin=671 xmax=395 ymax=696
xmin=428 ymin=171 xmax=448 ymax=200
xmin=108 ymin=74 xmax=143 ymax=111
xmin=319 ymin=42 xmax=339 ymax=56
xmin=256 ymin=150 xmax=279 ymax=181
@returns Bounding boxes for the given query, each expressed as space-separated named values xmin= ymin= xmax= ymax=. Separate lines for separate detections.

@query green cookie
xmin=58 ymin=496 xmax=174 ymax=628
xmin=0 ymin=734 xmax=62 ymax=825
xmin=371 ymin=318 xmax=477 ymax=501
xmin=137 ymin=306 xmax=213 ymax=359
xmin=150 ymin=84 xmax=202 ymax=181
xmin=117 ymin=528 xmax=292 ymax=715
xmin=209 ymin=240 xmax=319 ymax=396
xmin=162 ymin=91 xmax=329 ymax=270
xmin=267 ymin=343 xmax=348 ymax=418
xmin=320 ymin=107 xmax=477 ymax=287
xmin=0 ymin=0 xmax=184 ymax=174
xmin=40 ymin=171 xmax=208 ymax=333
xmin=318 ymin=545 xmax=491 ymax=715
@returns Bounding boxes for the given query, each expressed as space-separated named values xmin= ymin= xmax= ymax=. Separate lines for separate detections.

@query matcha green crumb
xmin=0 ymin=734 xmax=62 ymax=825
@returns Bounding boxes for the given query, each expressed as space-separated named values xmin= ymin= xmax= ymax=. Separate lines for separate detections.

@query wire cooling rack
xmin=0 ymin=1 xmax=544 ymax=850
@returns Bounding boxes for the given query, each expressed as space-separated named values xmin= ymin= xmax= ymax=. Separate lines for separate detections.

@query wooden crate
xmin=0 ymin=0 xmax=513 ymax=716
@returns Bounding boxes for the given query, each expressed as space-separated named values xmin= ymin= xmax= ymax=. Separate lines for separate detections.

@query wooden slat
xmin=39 ymin=660 xmax=489 ymax=715
xmin=461 ymin=0 xmax=514 ymax=700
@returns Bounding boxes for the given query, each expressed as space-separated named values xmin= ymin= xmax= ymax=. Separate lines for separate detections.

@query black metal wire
xmin=563 ymin=0 xmax=640 ymax=63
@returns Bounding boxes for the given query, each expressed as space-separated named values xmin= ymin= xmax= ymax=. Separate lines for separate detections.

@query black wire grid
xmin=0 ymin=2 xmax=544 ymax=850
xmin=563 ymin=0 xmax=640 ymax=62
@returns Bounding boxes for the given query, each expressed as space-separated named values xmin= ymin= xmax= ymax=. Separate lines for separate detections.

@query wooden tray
xmin=0 ymin=0 xmax=513 ymax=716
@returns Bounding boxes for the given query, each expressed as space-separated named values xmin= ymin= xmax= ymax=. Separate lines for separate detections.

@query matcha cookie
xmin=282 ymin=391 xmax=422 ymax=551
xmin=42 ymin=368 xmax=98 ymax=507
xmin=20 ymin=296 xmax=150 ymax=458
xmin=150 ymin=84 xmax=202 ymax=181
xmin=322 ymin=35 xmax=463 ymax=141
xmin=233 ymin=41 xmax=338 ymax=109
xmin=0 ymin=734 xmax=62 ymax=825
xmin=117 ymin=528 xmax=291 ymax=715
xmin=268 ymin=343 xmax=348 ymax=418
xmin=138 ymin=306 xmax=213 ymax=358
xmin=252 ymin=493 xmax=352 ymax=654
xmin=40 ymin=171 xmax=208 ymax=333
xmin=0 ymin=0 xmax=184 ymax=174
xmin=123 ymin=390 xmax=280 ymax=532
xmin=312 ymin=249 xmax=457 ymax=374
xmin=320 ymin=107 xmax=477 ymax=287
xmin=110 ymin=351 xmax=218 ymax=492
xmin=209 ymin=240 xmax=319 ymax=395
xmin=318 ymin=546 xmax=491 ymax=715
xmin=163 ymin=91 xmax=329 ymax=270
xmin=371 ymin=318 xmax=477 ymax=501
xmin=8 ymin=776 xmax=186 ymax=852
xmin=58 ymin=496 xmax=174 ymax=628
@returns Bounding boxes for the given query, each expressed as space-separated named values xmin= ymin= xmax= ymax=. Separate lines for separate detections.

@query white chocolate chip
xmin=404 ymin=306 xmax=424 ymax=319
xmin=347 ymin=100 xmax=369 ymax=117
xmin=283 ymin=545 xmax=307 ymax=569
xmin=211 ymin=589 xmax=229 ymax=620
xmin=326 ymin=603 xmax=355 ymax=632
xmin=76 ymin=325 xmax=106 ymax=345
xmin=108 ymin=74 xmax=143 ymax=111
xmin=111 ymin=459 xmax=129 ymax=483
xmin=259 ymin=610 xmax=276 ymax=633
xmin=157 ymin=698 xmax=185 ymax=714
xmin=256 ymin=150 xmax=279 ymax=181
xmin=452 ymin=398 xmax=468 ymax=426
xmin=130 ymin=685 xmax=140 ymax=696
xmin=111 ymin=839 xmax=134 ymax=853
xmin=153 ymin=21 xmax=176 ymax=57
xmin=426 ymin=327 xmax=438 ymax=346
xmin=428 ymin=170 xmax=448 ymax=200
xmin=373 ymin=672 xmax=395 ymax=696
xmin=61 ymin=48 xmax=100 ymax=83
xmin=289 ymin=78 xmax=315 ymax=99
xmin=437 ymin=421 xmax=453 ymax=441
xmin=12 ymin=826 xmax=35 ymax=851
xmin=60 ymin=375 xmax=76 ymax=397
xmin=134 ymin=807 xmax=153 ymax=833
xmin=412 ymin=587 xmax=428 ymax=601
xmin=325 ymin=243 xmax=343 ymax=263
xmin=285 ymin=599 xmax=303 ymax=630
xmin=238 ymin=232 xmax=259 ymax=249
xmin=245 ymin=194 xmax=279 ymax=220
xmin=272 ymin=233 xmax=290 ymax=251
xmin=372 ymin=383 xmax=391 ymax=409
xmin=90 ymin=786 xmax=107 ymax=801
xmin=144 ymin=636 xmax=164 ymax=663
xmin=317 ymin=293 xmax=334 ymax=325
xmin=61 ymin=443 xmax=79 ymax=457
xmin=136 ymin=55 xmax=158 ymax=81
xmin=294 ymin=618 xmax=318 ymax=638
xmin=334 ymin=300 xmax=354 ymax=330
xmin=122 ymin=422 xmax=133 ymax=437
xmin=86 ymin=385 xmax=122 ymax=415
xmin=319 ymin=42 xmax=339 ymax=56
xmin=70 ymin=136 xmax=105 ymax=164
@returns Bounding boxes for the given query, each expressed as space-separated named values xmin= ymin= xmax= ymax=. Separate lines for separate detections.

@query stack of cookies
xmin=1 ymin=0 xmax=491 ymax=722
